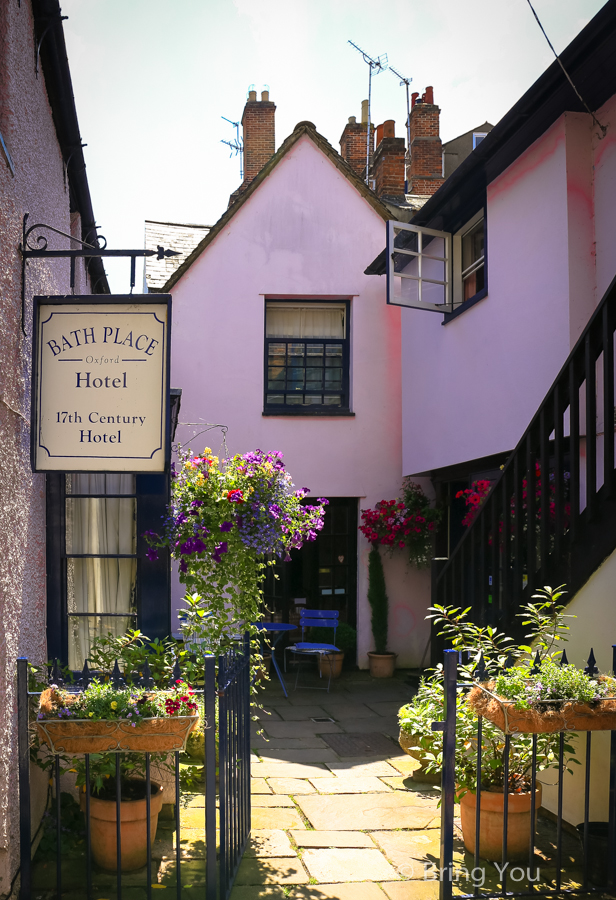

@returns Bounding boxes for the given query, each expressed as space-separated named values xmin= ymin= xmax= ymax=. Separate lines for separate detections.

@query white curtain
xmin=67 ymin=474 xmax=136 ymax=669
xmin=266 ymin=304 xmax=345 ymax=338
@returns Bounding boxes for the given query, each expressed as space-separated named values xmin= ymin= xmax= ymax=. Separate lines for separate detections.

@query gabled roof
xmin=365 ymin=0 xmax=616 ymax=276
xmin=154 ymin=121 xmax=394 ymax=293
xmin=144 ymin=220 xmax=211 ymax=290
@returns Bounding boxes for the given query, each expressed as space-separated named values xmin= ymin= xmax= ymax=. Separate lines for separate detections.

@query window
xmin=452 ymin=210 xmax=486 ymax=308
xmin=65 ymin=474 xmax=137 ymax=669
xmin=264 ymin=302 xmax=350 ymax=413
xmin=386 ymin=221 xmax=452 ymax=312
xmin=473 ymin=132 xmax=488 ymax=149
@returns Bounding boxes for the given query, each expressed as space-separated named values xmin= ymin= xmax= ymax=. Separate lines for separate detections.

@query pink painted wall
xmin=169 ymin=134 xmax=432 ymax=669
xmin=0 ymin=4 xmax=96 ymax=889
xmin=400 ymin=110 xmax=610 ymax=477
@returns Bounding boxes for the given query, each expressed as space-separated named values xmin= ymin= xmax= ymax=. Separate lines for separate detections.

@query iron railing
xmin=17 ymin=638 xmax=251 ymax=900
xmin=435 ymin=274 xmax=616 ymax=653
xmin=434 ymin=647 xmax=616 ymax=900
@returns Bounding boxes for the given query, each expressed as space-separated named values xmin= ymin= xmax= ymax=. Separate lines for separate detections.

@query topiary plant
xmin=367 ymin=546 xmax=389 ymax=654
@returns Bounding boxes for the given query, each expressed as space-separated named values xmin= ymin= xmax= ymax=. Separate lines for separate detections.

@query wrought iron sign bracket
xmin=19 ymin=213 xmax=180 ymax=335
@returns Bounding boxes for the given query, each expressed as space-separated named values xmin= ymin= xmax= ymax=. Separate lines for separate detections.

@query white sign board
xmin=32 ymin=296 xmax=171 ymax=473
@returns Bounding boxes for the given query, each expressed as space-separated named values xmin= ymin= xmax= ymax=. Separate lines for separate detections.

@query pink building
xmin=148 ymin=99 xmax=439 ymax=671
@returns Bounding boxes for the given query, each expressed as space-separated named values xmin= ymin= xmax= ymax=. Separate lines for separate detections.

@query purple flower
xmin=179 ymin=559 xmax=188 ymax=573
xmin=146 ymin=547 xmax=159 ymax=562
xmin=220 ymin=521 xmax=233 ymax=532
xmin=212 ymin=541 xmax=229 ymax=564
xmin=191 ymin=500 xmax=204 ymax=508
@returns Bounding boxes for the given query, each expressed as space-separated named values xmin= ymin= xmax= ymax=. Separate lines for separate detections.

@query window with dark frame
xmin=461 ymin=217 xmax=485 ymax=302
xmin=264 ymin=301 xmax=350 ymax=412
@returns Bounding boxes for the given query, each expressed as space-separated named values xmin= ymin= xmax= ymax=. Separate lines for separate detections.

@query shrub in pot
xmin=416 ymin=587 xmax=584 ymax=861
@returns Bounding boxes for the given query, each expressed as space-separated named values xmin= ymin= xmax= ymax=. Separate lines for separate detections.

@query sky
xmin=60 ymin=0 xmax=607 ymax=292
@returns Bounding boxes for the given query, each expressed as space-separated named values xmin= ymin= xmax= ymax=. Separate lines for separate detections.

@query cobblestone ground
xmin=28 ymin=669 xmax=590 ymax=899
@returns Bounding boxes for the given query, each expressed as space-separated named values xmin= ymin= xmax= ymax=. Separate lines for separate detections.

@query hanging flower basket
xmin=37 ymin=715 xmax=199 ymax=754
xmin=468 ymin=683 xmax=616 ymax=735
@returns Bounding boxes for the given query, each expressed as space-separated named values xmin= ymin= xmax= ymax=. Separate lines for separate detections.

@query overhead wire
xmin=525 ymin=0 xmax=607 ymax=138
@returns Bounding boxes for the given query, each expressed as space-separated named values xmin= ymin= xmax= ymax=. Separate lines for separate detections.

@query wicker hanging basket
xmin=468 ymin=684 xmax=616 ymax=735
xmin=37 ymin=715 xmax=199 ymax=754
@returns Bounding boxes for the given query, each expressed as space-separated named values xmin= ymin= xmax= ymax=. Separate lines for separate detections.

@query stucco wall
xmin=0 ymin=3 xmax=92 ymax=894
xmin=400 ymin=110 xmax=611 ymax=477
xmin=169 ymin=134 xmax=431 ymax=669
xmin=538 ymin=547 xmax=616 ymax=826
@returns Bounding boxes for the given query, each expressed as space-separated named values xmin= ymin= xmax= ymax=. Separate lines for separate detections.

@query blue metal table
xmin=256 ymin=622 xmax=296 ymax=697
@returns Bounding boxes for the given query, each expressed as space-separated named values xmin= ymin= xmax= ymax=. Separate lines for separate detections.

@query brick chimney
xmin=407 ymin=86 xmax=444 ymax=196
xmin=242 ymin=88 xmax=276 ymax=185
xmin=339 ymin=101 xmax=374 ymax=180
xmin=372 ymin=120 xmax=406 ymax=202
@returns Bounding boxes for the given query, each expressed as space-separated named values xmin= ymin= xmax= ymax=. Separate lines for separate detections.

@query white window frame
xmin=473 ymin=132 xmax=488 ymax=149
xmin=452 ymin=209 xmax=485 ymax=309
xmin=386 ymin=220 xmax=452 ymax=313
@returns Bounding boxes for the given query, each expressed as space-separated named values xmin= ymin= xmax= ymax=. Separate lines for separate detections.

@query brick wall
xmin=372 ymin=120 xmax=405 ymax=200
xmin=230 ymin=90 xmax=276 ymax=201
xmin=408 ymin=87 xmax=444 ymax=196
xmin=339 ymin=118 xmax=374 ymax=179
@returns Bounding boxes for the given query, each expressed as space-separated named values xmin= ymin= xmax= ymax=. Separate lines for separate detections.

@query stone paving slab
xmin=308 ymin=776 xmax=393 ymax=794
xmin=326 ymin=760 xmax=400 ymax=777
xmin=366 ymin=700 xmax=407 ymax=716
xmin=297 ymin=793 xmax=438 ymax=831
xmin=268 ymin=777 xmax=317 ymax=794
xmin=370 ymin=830 xmax=442 ymax=877
xmin=386 ymin=757 xmax=423 ymax=775
xmin=245 ymin=829 xmax=297 ymax=857
xmin=252 ymin=777 xmax=273 ymax=793
xmin=292 ymin=884 xmax=386 ymax=900
xmin=253 ymin=762 xmax=329 ymax=778
xmin=262 ymin=720 xmax=343 ymax=738
xmin=235 ymin=856 xmax=309 ymax=884
xmin=337 ymin=716 xmax=399 ymax=737
xmin=274 ymin=704 xmax=329 ymax=720
xmin=251 ymin=794 xmax=297 ymax=806
xmin=229 ymin=888 xmax=291 ymax=900
xmin=254 ymin=706 xmax=284 ymax=721
xmin=259 ymin=748 xmax=340 ymax=763
xmin=252 ymin=736 xmax=330 ymax=749
xmin=319 ymin=703 xmax=377 ymax=720
xmin=381 ymin=881 xmax=440 ymax=900
xmin=252 ymin=806 xmax=306 ymax=830
xmin=269 ymin=690 xmax=346 ymax=705
xmin=381 ymin=776 xmax=440 ymax=794
xmin=302 ymin=848 xmax=399 ymax=882
xmin=290 ymin=830 xmax=375 ymax=848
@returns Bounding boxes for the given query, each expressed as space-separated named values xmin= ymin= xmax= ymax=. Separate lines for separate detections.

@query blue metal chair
xmin=287 ymin=610 xmax=340 ymax=692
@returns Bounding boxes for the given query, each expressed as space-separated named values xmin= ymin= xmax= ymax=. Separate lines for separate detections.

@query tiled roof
xmin=144 ymin=220 xmax=211 ymax=290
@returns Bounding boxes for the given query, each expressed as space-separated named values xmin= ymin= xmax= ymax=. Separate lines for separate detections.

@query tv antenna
xmin=348 ymin=40 xmax=388 ymax=185
xmin=389 ymin=66 xmax=412 ymax=177
xmin=220 ymin=115 xmax=243 ymax=181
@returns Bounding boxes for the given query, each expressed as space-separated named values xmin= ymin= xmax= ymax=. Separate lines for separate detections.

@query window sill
xmin=442 ymin=287 xmax=487 ymax=324
xmin=262 ymin=408 xmax=355 ymax=417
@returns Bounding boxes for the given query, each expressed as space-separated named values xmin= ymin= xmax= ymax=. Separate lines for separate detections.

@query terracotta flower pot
xmin=317 ymin=652 xmax=344 ymax=680
xmin=37 ymin=715 xmax=198 ymax=754
xmin=459 ymin=783 xmax=542 ymax=862
xmin=80 ymin=780 xmax=164 ymax=871
xmin=368 ymin=652 xmax=397 ymax=678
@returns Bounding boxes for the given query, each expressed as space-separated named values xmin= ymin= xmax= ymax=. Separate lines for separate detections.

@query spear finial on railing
xmin=50 ymin=658 xmax=64 ymax=687
xmin=584 ymin=648 xmax=599 ymax=676
xmin=140 ymin=659 xmax=154 ymax=689
xmin=112 ymin=659 xmax=124 ymax=688
xmin=531 ymin=650 xmax=542 ymax=674
xmin=79 ymin=660 xmax=90 ymax=689
xmin=474 ymin=652 xmax=488 ymax=681
xmin=560 ymin=649 xmax=569 ymax=666
xmin=169 ymin=657 xmax=182 ymax=687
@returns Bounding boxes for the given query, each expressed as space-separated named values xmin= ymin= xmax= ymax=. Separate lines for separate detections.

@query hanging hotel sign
xmin=31 ymin=295 xmax=172 ymax=473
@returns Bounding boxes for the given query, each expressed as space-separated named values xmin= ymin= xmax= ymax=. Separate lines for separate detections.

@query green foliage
xmin=494 ymin=659 xmax=612 ymax=709
xmin=309 ymin=623 xmax=357 ymax=656
xmin=37 ymin=793 xmax=84 ymax=859
xmin=87 ymin=630 xmax=181 ymax=686
xmin=398 ymin=586 xmax=583 ymax=794
xmin=367 ymin=547 xmax=389 ymax=655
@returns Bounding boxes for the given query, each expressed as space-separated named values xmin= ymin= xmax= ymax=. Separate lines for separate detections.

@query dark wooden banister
xmin=434 ymin=272 xmax=616 ymax=658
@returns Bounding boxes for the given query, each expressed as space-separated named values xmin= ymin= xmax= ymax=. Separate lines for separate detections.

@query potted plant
xmin=36 ymin=679 xmax=199 ymax=871
xmin=398 ymin=679 xmax=442 ymax=783
xmin=360 ymin=481 xmax=440 ymax=677
xmin=309 ymin=622 xmax=357 ymax=679
xmin=406 ymin=587 xmax=582 ymax=861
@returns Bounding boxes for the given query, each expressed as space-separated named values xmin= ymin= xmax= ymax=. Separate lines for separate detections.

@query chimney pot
xmin=383 ymin=119 xmax=395 ymax=139
xmin=348 ymin=115 xmax=356 ymax=124
xmin=411 ymin=92 xmax=419 ymax=109
xmin=248 ymin=89 xmax=257 ymax=101
xmin=361 ymin=99 xmax=369 ymax=124
xmin=261 ymin=90 xmax=269 ymax=101
xmin=375 ymin=123 xmax=384 ymax=147
xmin=423 ymin=86 xmax=434 ymax=105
